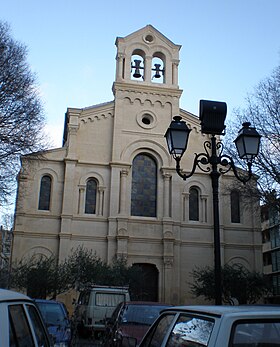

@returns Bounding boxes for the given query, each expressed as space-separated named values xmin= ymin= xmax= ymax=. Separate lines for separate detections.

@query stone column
xmin=162 ymin=172 xmax=171 ymax=218
xmin=59 ymin=159 xmax=77 ymax=260
xmin=116 ymin=53 xmax=124 ymax=81
xmin=78 ymin=185 xmax=85 ymax=214
xmin=117 ymin=227 xmax=128 ymax=258
xmin=98 ymin=187 xmax=105 ymax=216
xmin=172 ymin=59 xmax=180 ymax=86
xmin=144 ymin=55 xmax=152 ymax=82
xmin=201 ymin=195 xmax=208 ymax=222
xmin=182 ymin=192 xmax=190 ymax=221
xmin=119 ymin=169 xmax=129 ymax=215
xmin=163 ymin=231 xmax=174 ymax=303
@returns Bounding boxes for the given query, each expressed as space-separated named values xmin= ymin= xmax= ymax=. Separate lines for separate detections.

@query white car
xmin=0 ymin=288 xmax=53 ymax=346
xmin=136 ymin=305 xmax=280 ymax=347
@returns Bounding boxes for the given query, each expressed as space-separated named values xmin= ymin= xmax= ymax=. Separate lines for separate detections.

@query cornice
xmin=112 ymin=81 xmax=182 ymax=99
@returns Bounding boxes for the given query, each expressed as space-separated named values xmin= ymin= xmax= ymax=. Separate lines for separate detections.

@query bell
xmin=153 ymin=63 xmax=162 ymax=78
xmin=132 ymin=60 xmax=142 ymax=78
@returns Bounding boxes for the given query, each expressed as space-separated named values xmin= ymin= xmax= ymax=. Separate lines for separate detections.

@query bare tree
xmin=1 ymin=212 xmax=14 ymax=230
xmin=225 ymin=63 xmax=280 ymax=211
xmin=0 ymin=21 xmax=48 ymax=204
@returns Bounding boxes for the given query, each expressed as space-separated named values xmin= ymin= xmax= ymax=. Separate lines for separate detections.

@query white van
xmin=74 ymin=285 xmax=130 ymax=337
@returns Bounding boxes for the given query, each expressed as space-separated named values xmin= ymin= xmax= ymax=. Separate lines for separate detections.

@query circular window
xmin=143 ymin=34 xmax=154 ymax=44
xmin=142 ymin=115 xmax=152 ymax=125
xmin=136 ymin=112 xmax=157 ymax=129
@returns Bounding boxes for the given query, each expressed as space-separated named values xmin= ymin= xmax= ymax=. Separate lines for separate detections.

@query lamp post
xmin=165 ymin=100 xmax=261 ymax=305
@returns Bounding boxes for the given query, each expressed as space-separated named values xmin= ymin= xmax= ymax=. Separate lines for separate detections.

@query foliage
xmin=0 ymin=268 xmax=10 ymax=289
xmin=60 ymin=245 xmax=108 ymax=290
xmin=225 ymin=63 xmax=280 ymax=212
xmin=10 ymin=246 xmax=143 ymax=299
xmin=102 ymin=257 xmax=145 ymax=300
xmin=11 ymin=255 xmax=62 ymax=298
xmin=0 ymin=21 xmax=48 ymax=204
xmin=190 ymin=264 xmax=271 ymax=304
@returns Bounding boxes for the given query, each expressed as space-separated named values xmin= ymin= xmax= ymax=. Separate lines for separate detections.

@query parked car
xmin=103 ymin=301 xmax=171 ymax=347
xmin=136 ymin=305 xmax=280 ymax=347
xmin=74 ymin=285 xmax=130 ymax=338
xmin=0 ymin=288 xmax=53 ymax=346
xmin=35 ymin=299 xmax=71 ymax=347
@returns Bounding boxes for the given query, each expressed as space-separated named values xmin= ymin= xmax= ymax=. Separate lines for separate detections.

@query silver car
xmin=137 ymin=305 xmax=280 ymax=347
xmin=0 ymin=288 xmax=53 ymax=346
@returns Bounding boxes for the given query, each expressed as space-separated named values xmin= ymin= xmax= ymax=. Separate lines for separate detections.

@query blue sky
xmin=1 ymin=0 xmax=279 ymax=148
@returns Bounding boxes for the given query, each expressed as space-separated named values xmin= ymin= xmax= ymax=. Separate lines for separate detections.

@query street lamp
xmin=165 ymin=100 xmax=261 ymax=305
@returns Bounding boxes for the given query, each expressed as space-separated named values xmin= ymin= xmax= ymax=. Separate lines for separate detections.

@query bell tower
xmin=111 ymin=25 xmax=183 ymax=163
xmin=114 ymin=24 xmax=181 ymax=88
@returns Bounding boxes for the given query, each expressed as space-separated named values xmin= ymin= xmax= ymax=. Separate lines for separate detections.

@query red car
xmin=103 ymin=301 xmax=171 ymax=346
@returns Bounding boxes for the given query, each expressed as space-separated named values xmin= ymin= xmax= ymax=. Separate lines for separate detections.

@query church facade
xmin=12 ymin=25 xmax=262 ymax=304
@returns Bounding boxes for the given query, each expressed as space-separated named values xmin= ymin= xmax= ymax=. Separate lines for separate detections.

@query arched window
xmin=231 ymin=190 xmax=240 ymax=223
xmin=85 ymin=178 xmax=97 ymax=214
xmin=131 ymin=154 xmax=157 ymax=217
xmin=38 ymin=175 xmax=52 ymax=211
xmin=189 ymin=187 xmax=199 ymax=221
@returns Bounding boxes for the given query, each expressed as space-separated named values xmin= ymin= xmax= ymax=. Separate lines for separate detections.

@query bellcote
xmin=114 ymin=25 xmax=181 ymax=89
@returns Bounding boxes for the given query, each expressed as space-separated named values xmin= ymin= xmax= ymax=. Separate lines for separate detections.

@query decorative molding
xmin=80 ymin=112 xmax=114 ymax=124
xmin=113 ymin=81 xmax=182 ymax=99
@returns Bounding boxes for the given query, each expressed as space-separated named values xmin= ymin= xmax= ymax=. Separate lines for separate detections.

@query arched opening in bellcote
xmin=131 ymin=50 xmax=145 ymax=81
xmin=151 ymin=52 xmax=165 ymax=84
xmin=130 ymin=49 xmax=165 ymax=84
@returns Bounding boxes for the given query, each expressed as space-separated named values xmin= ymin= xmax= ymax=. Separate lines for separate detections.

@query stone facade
xmin=12 ymin=25 xmax=262 ymax=304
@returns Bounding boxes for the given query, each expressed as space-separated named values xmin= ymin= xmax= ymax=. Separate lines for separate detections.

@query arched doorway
xmin=131 ymin=263 xmax=159 ymax=301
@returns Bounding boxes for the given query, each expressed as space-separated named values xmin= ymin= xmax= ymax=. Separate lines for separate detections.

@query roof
xmin=115 ymin=24 xmax=181 ymax=51
xmin=0 ymin=289 xmax=31 ymax=302
xmin=162 ymin=305 xmax=280 ymax=317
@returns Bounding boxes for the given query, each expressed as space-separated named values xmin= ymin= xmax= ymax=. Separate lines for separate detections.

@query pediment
xmin=115 ymin=24 xmax=181 ymax=52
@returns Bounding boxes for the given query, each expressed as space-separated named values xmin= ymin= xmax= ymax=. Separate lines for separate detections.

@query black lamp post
xmin=165 ymin=100 xmax=261 ymax=305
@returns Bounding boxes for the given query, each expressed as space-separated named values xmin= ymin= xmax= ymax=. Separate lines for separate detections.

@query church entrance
xmin=131 ymin=263 xmax=158 ymax=301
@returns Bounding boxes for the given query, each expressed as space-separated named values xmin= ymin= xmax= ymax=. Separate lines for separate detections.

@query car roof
xmin=124 ymin=301 xmax=171 ymax=306
xmin=0 ymin=289 xmax=31 ymax=302
xmin=161 ymin=305 xmax=280 ymax=317
xmin=82 ymin=286 xmax=129 ymax=292
xmin=34 ymin=299 xmax=61 ymax=304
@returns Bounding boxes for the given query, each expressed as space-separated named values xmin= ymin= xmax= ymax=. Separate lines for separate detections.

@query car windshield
xmin=121 ymin=305 xmax=168 ymax=326
xmin=36 ymin=302 xmax=67 ymax=327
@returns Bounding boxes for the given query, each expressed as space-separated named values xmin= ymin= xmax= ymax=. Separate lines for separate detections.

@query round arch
xmin=34 ymin=167 xmax=59 ymax=181
xmin=120 ymin=139 xmax=171 ymax=167
xmin=23 ymin=246 xmax=54 ymax=260
xmin=226 ymin=257 xmax=252 ymax=271
xmin=183 ymin=179 xmax=208 ymax=196
xmin=79 ymin=171 xmax=105 ymax=187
